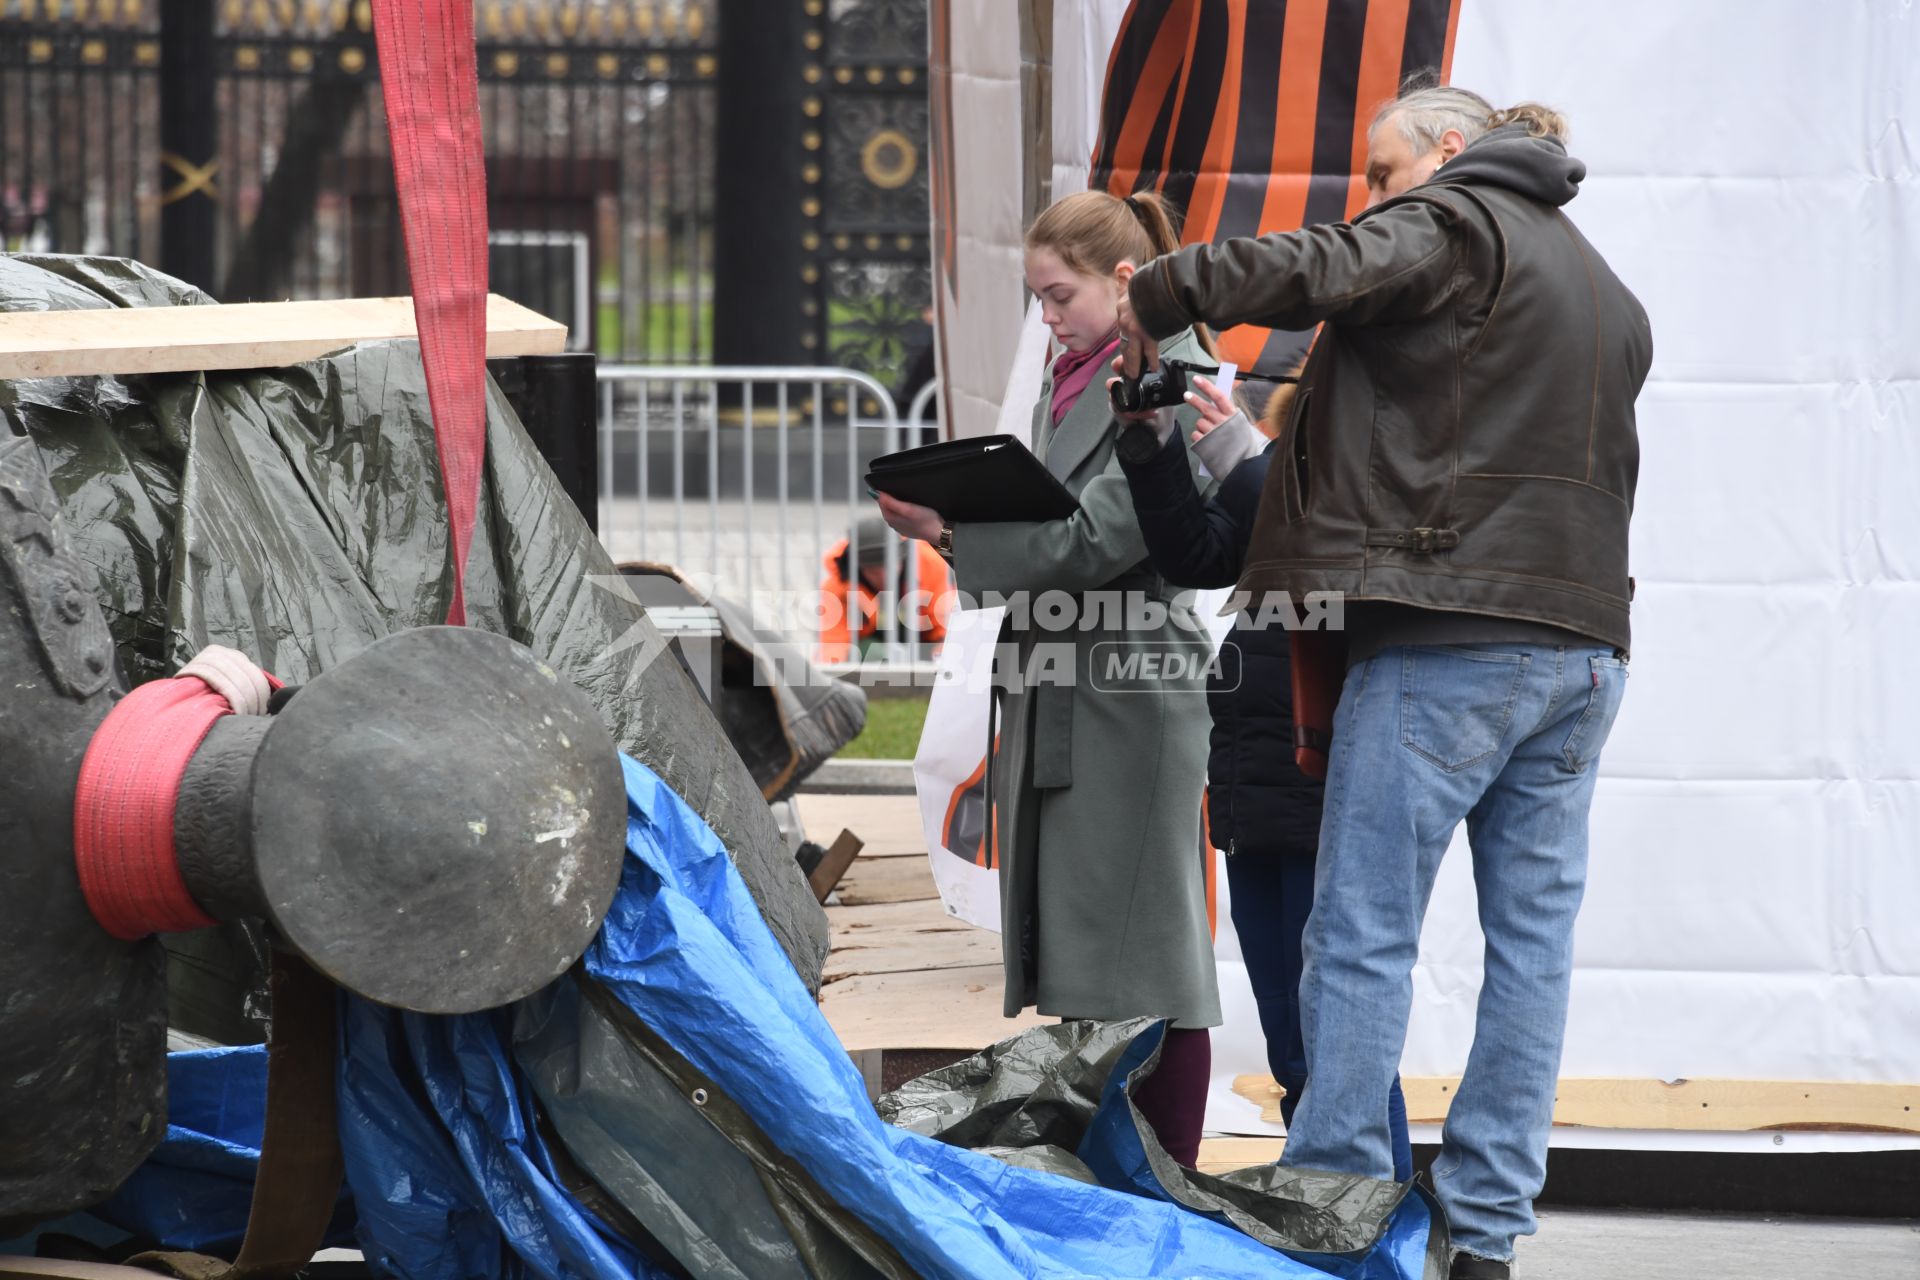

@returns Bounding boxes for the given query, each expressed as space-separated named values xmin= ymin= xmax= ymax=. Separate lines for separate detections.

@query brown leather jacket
xmin=1129 ymin=125 xmax=1653 ymax=651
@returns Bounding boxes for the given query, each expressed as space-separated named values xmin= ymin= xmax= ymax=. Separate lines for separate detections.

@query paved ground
xmin=1518 ymin=1207 xmax=1918 ymax=1278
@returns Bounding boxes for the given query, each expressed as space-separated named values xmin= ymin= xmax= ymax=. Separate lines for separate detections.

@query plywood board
xmin=1196 ymin=1136 xmax=1286 ymax=1177
xmin=0 ymin=294 xmax=566 ymax=380
xmin=1231 ymin=1074 xmax=1920 ymax=1134
xmin=828 ymin=893 xmax=971 ymax=935
xmin=797 ymin=792 xmax=927 ymax=857
xmin=832 ymin=851 xmax=937 ymax=905
xmin=821 ymin=963 xmax=1046 ymax=1053
xmin=0 ymin=1261 xmax=167 ymax=1280
xmin=826 ymin=897 xmax=1001 ymax=981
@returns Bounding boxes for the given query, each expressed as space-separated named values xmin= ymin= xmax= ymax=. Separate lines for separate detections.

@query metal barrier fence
xmin=596 ymin=364 xmax=941 ymax=666
xmin=905 ymin=378 xmax=940 ymax=439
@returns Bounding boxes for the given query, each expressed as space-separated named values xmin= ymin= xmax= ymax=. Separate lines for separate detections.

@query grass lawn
xmin=837 ymin=694 xmax=930 ymax=760
xmin=597 ymin=299 xmax=712 ymax=362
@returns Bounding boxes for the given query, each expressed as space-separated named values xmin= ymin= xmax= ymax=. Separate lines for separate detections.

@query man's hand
xmin=1114 ymin=287 xmax=1157 ymax=377
xmin=875 ymin=491 xmax=944 ymax=544
xmin=1108 ymin=282 xmax=1163 ymax=423
xmin=1105 ymin=368 xmax=1158 ymax=424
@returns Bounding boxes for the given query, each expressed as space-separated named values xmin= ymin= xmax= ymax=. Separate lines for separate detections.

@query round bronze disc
xmin=250 ymin=626 xmax=626 ymax=1013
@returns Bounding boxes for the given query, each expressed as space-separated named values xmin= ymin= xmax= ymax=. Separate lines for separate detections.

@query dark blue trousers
xmin=1224 ymin=844 xmax=1413 ymax=1181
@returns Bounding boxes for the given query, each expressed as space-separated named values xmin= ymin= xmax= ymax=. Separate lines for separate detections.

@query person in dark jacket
xmin=1114 ymin=374 xmax=1412 ymax=1183
xmin=1116 ymin=84 xmax=1652 ymax=1280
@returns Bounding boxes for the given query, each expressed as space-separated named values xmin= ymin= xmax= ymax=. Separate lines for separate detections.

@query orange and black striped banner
xmin=1091 ymin=0 xmax=1462 ymax=376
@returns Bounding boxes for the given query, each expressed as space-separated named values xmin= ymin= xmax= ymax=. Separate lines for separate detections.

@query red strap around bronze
xmin=371 ymin=0 xmax=490 ymax=626
xmin=73 ymin=670 xmax=278 ymax=941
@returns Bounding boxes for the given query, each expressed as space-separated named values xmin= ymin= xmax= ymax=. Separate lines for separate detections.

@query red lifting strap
xmin=73 ymin=670 xmax=279 ymax=941
xmin=371 ymin=0 xmax=490 ymax=626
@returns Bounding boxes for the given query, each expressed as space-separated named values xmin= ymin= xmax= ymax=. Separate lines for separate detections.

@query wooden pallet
xmin=1231 ymin=1073 xmax=1920 ymax=1134
xmin=799 ymin=794 xmax=1048 ymax=1070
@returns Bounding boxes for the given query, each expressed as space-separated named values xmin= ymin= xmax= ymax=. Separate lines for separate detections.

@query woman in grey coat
xmin=877 ymin=189 xmax=1221 ymax=1165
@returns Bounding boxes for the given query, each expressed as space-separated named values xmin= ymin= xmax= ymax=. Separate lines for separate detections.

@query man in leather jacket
xmin=1116 ymin=85 xmax=1652 ymax=1278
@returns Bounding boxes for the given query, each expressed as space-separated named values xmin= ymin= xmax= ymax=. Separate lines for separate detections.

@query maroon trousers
xmin=1131 ymin=1026 xmax=1211 ymax=1168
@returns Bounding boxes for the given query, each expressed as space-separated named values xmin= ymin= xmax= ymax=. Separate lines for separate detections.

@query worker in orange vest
xmin=816 ymin=516 xmax=953 ymax=663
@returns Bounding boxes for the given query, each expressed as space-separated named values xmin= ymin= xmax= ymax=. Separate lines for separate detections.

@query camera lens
xmin=1137 ymin=370 xmax=1166 ymax=410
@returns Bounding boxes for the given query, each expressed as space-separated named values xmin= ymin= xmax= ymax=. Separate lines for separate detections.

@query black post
xmin=158 ymin=0 xmax=220 ymax=294
xmin=489 ymin=354 xmax=601 ymax=534
xmin=712 ymin=0 xmax=805 ymax=365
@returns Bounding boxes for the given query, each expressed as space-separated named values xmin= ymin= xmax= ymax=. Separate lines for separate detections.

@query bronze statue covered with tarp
xmin=0 ymin=250 xmax=1443 ymax=1279
xmin=0 ymin=250 xmax=826 ymax=1246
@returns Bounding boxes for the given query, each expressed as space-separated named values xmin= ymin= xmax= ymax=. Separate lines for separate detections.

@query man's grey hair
xmin=1370 ymin=85 xmax=1495 ymax=153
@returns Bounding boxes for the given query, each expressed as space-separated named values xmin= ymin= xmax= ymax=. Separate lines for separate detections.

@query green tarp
xmin=0 ymin=253 xmax=829 ymax=1015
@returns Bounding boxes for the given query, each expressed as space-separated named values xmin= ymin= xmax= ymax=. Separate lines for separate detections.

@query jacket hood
xmin=1427 ymin=123 xmax=1585 ymax=207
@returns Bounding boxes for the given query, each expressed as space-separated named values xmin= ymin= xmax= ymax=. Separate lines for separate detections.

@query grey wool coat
xmin=949 ymin=327 xmax=1223 ymax=1030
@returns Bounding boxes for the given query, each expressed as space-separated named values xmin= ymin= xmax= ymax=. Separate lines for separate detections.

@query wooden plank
xmin=828 ymin=894 xmax=972 ymax=933
xmin=1232 ymin=1075 xmax=1291 ymax=1125
xmin=833 ymin=850 xmax=937 ymax=905
xmin=808 ymin=828 xmax=864 ymax=902
xmin=1231 ymin=1073 xmax=1920 ymax=1134
xmin=0 ymin=294 xmax=565 ymax=380
xmin=797 ymin=792 xmax=926 ymax=856
xmin=821 ymin=963 xmax=1047 ymax=1053
xmin=1196 ymin=1136 xmax=1286 ymax=1177
xmin=0 ymin=1261 xmax=174 ymax=1280
xmin=831 ymin=843 xmax=926 ymax=860
xmin=826 ymin=897 xmax=1002 ymax=981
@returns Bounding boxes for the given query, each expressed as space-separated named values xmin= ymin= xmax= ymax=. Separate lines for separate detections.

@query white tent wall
xmin=1049 ymin=1 xmax=1131 ymax=208
xmin=1021 ymin=0 xmax=1920 ymax=1152
xmin=926 ymin=0 xmax=1034 ymax=440
xmin=1426 ymin=1 xmax=1920 ymax=1125
xmin=974 ymin=1 xmax=1134 ymax=444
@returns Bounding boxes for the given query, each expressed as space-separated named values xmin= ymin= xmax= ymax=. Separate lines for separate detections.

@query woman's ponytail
xmin=1026 ymin=188 xmax=1189 ymax=277
xmin=1026 ymin=187 xmax=1215 ymax=354
xmin=1121 ymin=190 xmax=1184 ymax=259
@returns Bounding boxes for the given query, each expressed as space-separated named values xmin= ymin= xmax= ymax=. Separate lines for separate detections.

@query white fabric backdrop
xmin=928 ymin=0 xmax=1034 ymax=441
xmin=987 ymin=0 xmax=1134 ymax=446
xmin=1420 ymin=2 xmax=1920 ymax=1146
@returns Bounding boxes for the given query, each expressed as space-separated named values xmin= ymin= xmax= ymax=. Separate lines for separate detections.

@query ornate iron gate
xmin=0 ymin=0 xmax=719 ymax=364
xmin=798 ymin=0 xmax=930 ymax=394
xmin=0 ymin=0 xmax=932 ymax=379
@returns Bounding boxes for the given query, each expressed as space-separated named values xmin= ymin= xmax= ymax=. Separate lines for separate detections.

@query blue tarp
xmin=116 ymin=755 xmax=1435 ymax=1278
xmin=337 ymin=1001 xmax=661 ymax=1279
xmin=94 ymin=1047 xmax=356 ymax=1254
xmin=576 ymin=756 xmax=1435 ymax=1280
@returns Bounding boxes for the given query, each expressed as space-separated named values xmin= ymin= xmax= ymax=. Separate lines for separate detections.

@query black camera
xmin=1108 ymin=358 xmax=1212 ymax=415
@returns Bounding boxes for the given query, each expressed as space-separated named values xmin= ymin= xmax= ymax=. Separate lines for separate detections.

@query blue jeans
xmin=1278 ymin=643 xmax=1628 ymax=1261
xmin=1225 ymin=846 xmax=1412 ymax=1181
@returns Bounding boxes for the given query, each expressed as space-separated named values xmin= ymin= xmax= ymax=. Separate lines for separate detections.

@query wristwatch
xmin=1114 ymin=418 xmax=1163 ymax=466
xmin=936 ymin=520 xmax=955 ymax=559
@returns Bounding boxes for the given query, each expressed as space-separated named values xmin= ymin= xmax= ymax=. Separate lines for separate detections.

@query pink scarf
xmin=1050 ymin=335 xmax=1123 ymax=426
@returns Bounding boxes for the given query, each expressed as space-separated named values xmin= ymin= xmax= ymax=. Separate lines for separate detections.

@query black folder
xmin=865 ymin=435 xmax=1079 ymax=523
